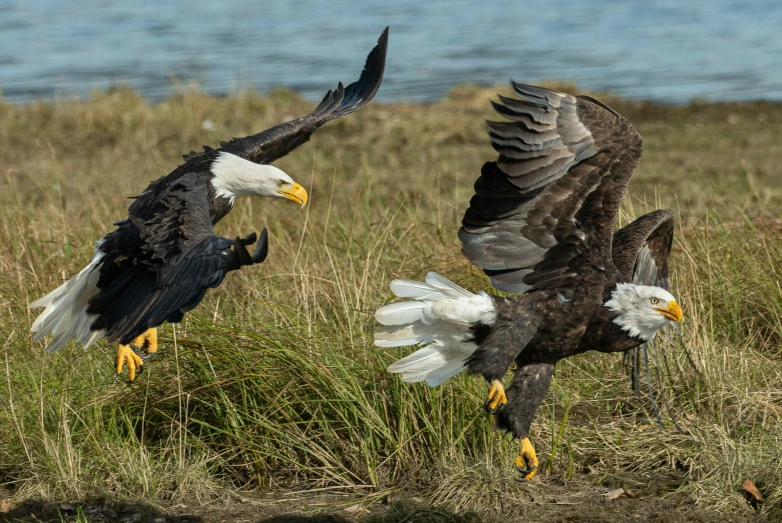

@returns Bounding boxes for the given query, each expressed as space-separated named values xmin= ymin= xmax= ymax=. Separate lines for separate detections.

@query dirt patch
xmin=1 ymin=483 xmax=769 ymax=523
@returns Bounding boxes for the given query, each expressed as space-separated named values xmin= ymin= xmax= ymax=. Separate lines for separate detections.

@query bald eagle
xmin=374 ymin=82 xmax=682 ymax=481
xmin=31 ymin=28 xmax=388 ymax=381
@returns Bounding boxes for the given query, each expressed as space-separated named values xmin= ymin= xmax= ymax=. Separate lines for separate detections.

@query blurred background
xmin=2 ymin=0 xmax=781 ymax=104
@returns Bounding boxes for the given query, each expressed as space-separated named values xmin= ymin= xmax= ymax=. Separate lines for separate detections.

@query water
xmin=1 ymin=0 xmax=781 ymax=104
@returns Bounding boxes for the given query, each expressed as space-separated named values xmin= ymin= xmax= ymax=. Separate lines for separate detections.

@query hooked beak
xmin=276 ymin=182 xmax=308 ymax=207
xmin=655 ymin=300 xmax=683 ymax=323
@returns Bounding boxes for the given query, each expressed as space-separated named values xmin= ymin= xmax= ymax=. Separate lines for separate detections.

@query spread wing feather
xmin=611 ymin=209 xmax=674 ymax=289
xmin=612 ymin=210 xmax=691 ymax=429
xmin=458 ymin=82 xmax=643 ymax=293
xmin=32 ymin=30 xmax=387 ymax=353
xmin=214 ymin=27 xmax=388 ymax=166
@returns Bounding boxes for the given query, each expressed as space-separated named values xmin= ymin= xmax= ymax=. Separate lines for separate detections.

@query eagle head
xmin=604 ymin=283 xmax=682 ymax=341
xmin=210 ymin=152 xmax=308 ymax=207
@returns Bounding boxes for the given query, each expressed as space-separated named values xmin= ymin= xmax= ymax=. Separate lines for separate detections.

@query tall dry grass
xmin=1 ymin=85 xmax=781 ymax=517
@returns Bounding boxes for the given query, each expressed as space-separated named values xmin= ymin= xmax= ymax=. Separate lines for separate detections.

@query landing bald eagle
xmin=374 ymin=82 xmax=682 ymax=480
xmin=31 ymin=27 xmax=388 ymax=381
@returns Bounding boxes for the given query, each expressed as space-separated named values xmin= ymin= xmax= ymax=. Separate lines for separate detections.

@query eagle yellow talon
xmin=115 ymin=328 xmax=158 ymax=381
xmin=116 ymin=344 xmax=143 ymax=381
xmin=484 ymin=379 xmax=507 ymax=413
xmin=514 ymin=437 xmax=539 ymax=481
xmin=137 ymin=328 xmax=158 ymax=356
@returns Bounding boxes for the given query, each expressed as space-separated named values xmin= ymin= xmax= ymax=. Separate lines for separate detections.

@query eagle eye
xmin=277 ymin=180 xmax=286 ymax=188
xmin=650 ymin=297 xmax=660 ymax=305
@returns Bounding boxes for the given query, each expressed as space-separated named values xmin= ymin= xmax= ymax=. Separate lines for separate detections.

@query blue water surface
xmin=1 ymin=0 xmax=780 ymax=103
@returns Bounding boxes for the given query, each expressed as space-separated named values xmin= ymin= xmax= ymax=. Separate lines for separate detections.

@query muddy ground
xmin=1 ymin=477 xmax=769 ymax=523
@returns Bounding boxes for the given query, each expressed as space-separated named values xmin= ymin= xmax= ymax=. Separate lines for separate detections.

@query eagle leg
xmin=115 ymin=328 xmax=158 ymax=381
xmin=514 ymin=437 xmax=539 ymax=481
xmin=484 ymin=379 xmax=507 ymax=413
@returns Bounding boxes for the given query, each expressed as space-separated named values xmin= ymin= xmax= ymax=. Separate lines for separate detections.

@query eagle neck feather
xmin=210 ymin=151 xmax=289 ymax=202
xmin=604 ymin=283 xmax=661 ymax=341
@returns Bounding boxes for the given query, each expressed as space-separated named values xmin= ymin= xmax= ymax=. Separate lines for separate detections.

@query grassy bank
xmin=1 ymin=84 xmax=781 ymax=519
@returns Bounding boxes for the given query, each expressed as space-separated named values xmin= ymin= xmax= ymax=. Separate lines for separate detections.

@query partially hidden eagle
xmin=374 ymin=82 xmax=682 ymax=481
xmin=31 ymin=28 xmax=388 ymax=381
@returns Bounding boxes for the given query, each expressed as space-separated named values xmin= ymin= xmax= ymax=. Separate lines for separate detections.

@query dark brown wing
xmin=458 ymin=83 xmax=643 ymax=293
xmin=215 ymin=27 xmax=388 ymax=165
xmin=611 ymin=209 xmax=674 ymax=289
xmin=612 ymin=210 xmax=686 ymax=428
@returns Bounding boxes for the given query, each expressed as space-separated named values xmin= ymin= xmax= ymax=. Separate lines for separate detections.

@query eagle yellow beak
xmin=277 ymin=182 xmax=308 ymax=207
xmin=655 ymin=300 xmax=683 ymax=323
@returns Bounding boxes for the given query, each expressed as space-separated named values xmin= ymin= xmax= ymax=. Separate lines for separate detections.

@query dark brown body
xmin=467 ymin=271 xmax=644 ymax=439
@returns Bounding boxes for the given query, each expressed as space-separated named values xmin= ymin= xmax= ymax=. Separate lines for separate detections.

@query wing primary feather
xmin=460 ymin=80 xmax=644 ymax=294
xmin=510 ymin=81 xmax=566 ymax=106
xmin=337 ymin=26 xmax=388 ymax=113
xmin=210 ymin=27 xmax=388 ymax=165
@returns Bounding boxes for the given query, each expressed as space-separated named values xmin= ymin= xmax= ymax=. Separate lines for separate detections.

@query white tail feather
xmin=374 ymin=322 xmax=435 ymax=348
xmin=425 ymin=272 xmax=474 ymax=297
xmin=389 ymin=279 xmax=448 ymax=300
xmin=375 ymin=301 xmax=429 ymax=326
xmin=30 ymin=241 xmax=106 ymax=353
xmin=425 ymin=360 xmax=469 ymax=387
xmin=375 ymin=272 xmax=495 ymax=387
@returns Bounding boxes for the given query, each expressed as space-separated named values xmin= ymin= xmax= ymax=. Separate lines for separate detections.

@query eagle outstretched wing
xmin=458 ymin=83 xmax=643 ymax=293
xmin=31 ymin=29 xmax=387 ymax=364
xmin=206 ymin=27 xmax=388 ymax=166
xmin=89 ymin=29 xmax=389 ymax=346
xmin=612 ymin=209 xmax=674 ymax=289
xmin=89 ymin=174 xmax=267 ymax=345
xmin=611 ymin=210 xmax=691 ymax=426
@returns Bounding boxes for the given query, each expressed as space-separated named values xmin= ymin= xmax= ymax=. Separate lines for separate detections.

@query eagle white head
xmin=210 ymin=152 xmax=308 ymax=206
xmin=604 ymin=283 xmax=683 ymax=341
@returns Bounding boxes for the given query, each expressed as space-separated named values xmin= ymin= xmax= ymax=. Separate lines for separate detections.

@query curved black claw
xmin=483 ymin=398 xmax=493 ymax=414
xmin=252 ymin=229 xmax=268 ymax=264
xmin=232 ymin=228 xmax=269 ymax=268
xmin=514 ymin=464 xmax=537 ymax=482
xmin=131 ymin=346 xmax=157 ymax=361
xmin=483 ymin=380 xmax=507 ymax=414
xmin=240 ymin=231 xmax=257 ymax=246
xmin=483 ymin=398 xmax=502 ymax=415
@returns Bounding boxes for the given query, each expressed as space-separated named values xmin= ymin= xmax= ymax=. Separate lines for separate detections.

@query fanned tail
xmin=30 ymin=241 xmax=106 ymax=353
xmin=374 ymin=272 xmax=496 ymax=387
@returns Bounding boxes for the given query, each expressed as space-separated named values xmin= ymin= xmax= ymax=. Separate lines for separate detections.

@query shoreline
xmin=4 ymin=82 xmax=782 ymax=110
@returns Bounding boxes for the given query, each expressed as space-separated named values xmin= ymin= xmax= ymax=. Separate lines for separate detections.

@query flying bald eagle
xmin=31 ymin=27 xmax=388 ymax=381
xmin=374 ymin=82 xmax=682 ymax=481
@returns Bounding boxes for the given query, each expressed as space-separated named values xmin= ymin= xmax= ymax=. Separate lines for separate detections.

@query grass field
xmin=1 ymin=84 xmax=781 ymax=521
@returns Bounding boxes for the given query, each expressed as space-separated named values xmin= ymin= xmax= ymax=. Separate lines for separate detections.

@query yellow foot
xmin=115 ymin=343 xmax=143 ymax=381
xmin=483 ymin=379 xmax=507 ymax=413
xmin=514 ymin=437 xmax=539 ymax=481
xmin=115 ymin=328 xmax=158 ymax=381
